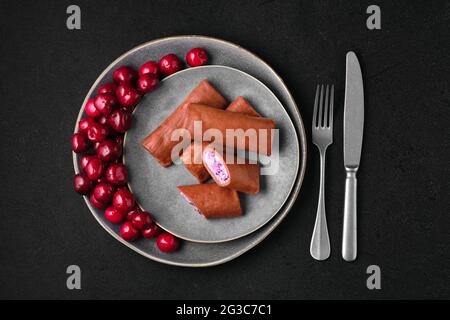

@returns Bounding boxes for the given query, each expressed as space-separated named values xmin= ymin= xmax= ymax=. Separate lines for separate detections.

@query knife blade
xmin=342 ymin=51 xmax=364 ymax=262
xmin=344 ymin=51 xmax=364 ymax=168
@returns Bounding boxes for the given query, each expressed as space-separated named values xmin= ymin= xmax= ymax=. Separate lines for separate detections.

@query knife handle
xmin=342 ymin=169 xmax=357 ymax=261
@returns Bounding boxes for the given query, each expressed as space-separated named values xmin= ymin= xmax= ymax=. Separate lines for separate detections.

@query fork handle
xmin=342 ymin=169 xmax=357 ymax=261
xmin=310 ymin=150 xmax=330 ymax=261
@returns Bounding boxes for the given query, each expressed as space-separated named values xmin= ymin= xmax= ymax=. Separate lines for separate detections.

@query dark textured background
xmin=0 ymin=0 xmax=449 ymax=299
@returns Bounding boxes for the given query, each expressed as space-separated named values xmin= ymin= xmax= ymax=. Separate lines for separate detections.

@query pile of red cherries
xmin=72 ymin=48 xmax=209 ymax=253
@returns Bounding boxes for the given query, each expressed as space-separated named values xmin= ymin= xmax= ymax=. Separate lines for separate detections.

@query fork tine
xmin=312 ymin=85 xmax=320 ymax=128
xmin=324 ymin=85 xmax=330 ymax=127
xmin=329 ymin=85 xmax=334 ymax=128
xmin=318 ymin=84 xmax=324 ymax=127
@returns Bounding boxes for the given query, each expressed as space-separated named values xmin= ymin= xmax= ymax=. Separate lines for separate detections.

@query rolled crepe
xmin=180 ymin=141 xmax=211 ymax=183
xmin=141 ymin=80 xmax=227 ymax=167
xmin=226 ymin=96 xmax=261 ymax=117
xmin=202 ymin=145 xmax=260 ymax=194
xmin=181 ymin=97 xmax=261 ymax=182
xmin=177 ymin=184 xmax=242 ymax=219
xmin=186 ymin=104 xmax=274 ymax=155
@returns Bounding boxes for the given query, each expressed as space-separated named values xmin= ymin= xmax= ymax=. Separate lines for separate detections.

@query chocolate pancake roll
xmin=186 ymin=103 xmax=274 ymax=156
xmin=141 ymin=80 xmax=227 ymax=167
xmin=225 ymin=96 xmax=261 ymax=117
xmin=177 ymin=184 xmax=242 ymax=219
xmin=180 ymin=142 xmax=211 ymax=183
xmin=202 ymin=145 xmax=260 ymax=194
xmin=181 ymin=97 xmax=261 ymax=182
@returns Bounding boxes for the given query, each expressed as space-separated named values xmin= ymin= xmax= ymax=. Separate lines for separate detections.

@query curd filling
xmin=204 ymin=151 xmax=229 ymax=183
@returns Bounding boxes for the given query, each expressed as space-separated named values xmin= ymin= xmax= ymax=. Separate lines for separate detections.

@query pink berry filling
xmin=204 ymin=151 xmax=229 ymax=183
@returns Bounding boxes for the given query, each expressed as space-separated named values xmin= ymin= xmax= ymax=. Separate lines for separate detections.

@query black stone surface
xmin=0 ymin=0 xmax=449 ymax=299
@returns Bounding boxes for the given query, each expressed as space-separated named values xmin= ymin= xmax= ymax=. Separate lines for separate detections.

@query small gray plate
xmin=73 ymin=36 xmax=307 ymax=266
xmin=124 ymin=65 xmax=299 ymax=243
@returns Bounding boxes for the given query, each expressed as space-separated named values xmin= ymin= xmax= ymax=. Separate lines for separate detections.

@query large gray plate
xmin=124 ymin=65 xmax=299 ymax=243
xmin=73 ymin=36 xmax=307 ymax=266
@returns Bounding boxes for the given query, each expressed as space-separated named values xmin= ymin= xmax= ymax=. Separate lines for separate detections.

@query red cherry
xmin=80 ymin=155 xmax=95 ymax=171
xmin=116 ymin=83 xmax=142 ymax=110
xmin=106 ymin=163 xmax=128 ymax=185
xmin=72 ymin=132 xmax=90 ymax=153
xmin=137 ymin=74 xmax=159 ymax=93
xmin=158 ymin=54 xmax=182 ymax=76
xmin=138 ymin=60 xmax=159 ymax=78
xmin=90 ymin=192 xmax=108 ymax=209
xmin=113 ymin=188 xmax=135 ymax=213
xmin=126 ymin=208 xmax=141 ymax=221
xmin=120 ymin=221 xmax=139 ymax=241
xmin=104 ymin=206 xmax=125 ymax=224
xmin=97 ymin=114 xmax=108 ymax=127
xmin=122 ymin=107 xmax=134 ymax=114
xmin=131 ymin=211 xmax=153 ymax=231
xmin=93 ymin=182 xmax=115 ymax=204
xmin=84 ymin=98 xmax=101 ymax=118
xmin=113 ymin=138 xmax=124 ymax=156
xmin=94 ymin=94 xmax=117 ymax=115
xmin=98 ymin=82 xmax=117 ymax=95
xmin=113 ymin=66 xmax=137 ymax=83
xmin=92 ymin=141 xmax=101 ymax=153
xmin=87 ymin=123 xmax=109 ymax=142
xmin=156 ymin=232 xmax=180 ymax=253
xmin=84 ymin=157 xmax=104 ymax=180
xmin=78 ymin=117 xmax=96 ymax=133
xmin=186 ymin=48 xmax=208 ymax=67
xmin=114 ymin=135 xmax=124 ymax=146
xmin=97 ymin=176 xmax=108 ymax=184
xmin=74 ymin=173 xmax=94 ymax=195
xmin=108 ymin=108 xmax=132 ymax=132
xmin=96 ymin=139 xmax=122 ymax=162
xmin=142 ymin=223 xmax=161 ymax=239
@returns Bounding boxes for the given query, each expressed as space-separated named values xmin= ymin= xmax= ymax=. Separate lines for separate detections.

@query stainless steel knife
xmin=342 ymin=51 xmax=364 ymax=262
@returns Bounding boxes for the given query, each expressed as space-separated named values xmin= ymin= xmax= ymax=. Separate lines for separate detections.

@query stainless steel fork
xmin=310 ymin=84 xmax=334 ymax=261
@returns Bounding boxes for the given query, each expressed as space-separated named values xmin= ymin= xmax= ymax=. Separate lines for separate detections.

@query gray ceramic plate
xmin=73 ymin=36 xmax=307 ymax=266
xmin=124 ymin=65 xmax=299 ymax=243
